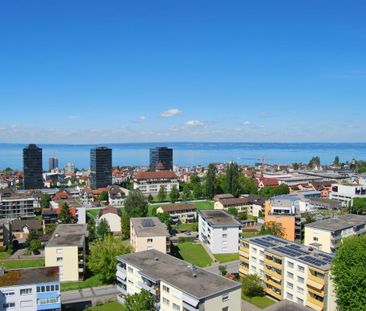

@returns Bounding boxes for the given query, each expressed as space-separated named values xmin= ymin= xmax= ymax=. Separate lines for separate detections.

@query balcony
xmin=116 ymin=269 xmax=127 ymax=282
xmin=239 ymin=264 xmax=249 ymax=275
xmin=239 ymin=246 xmax=249 ymax=253
xmin=263 ymin=267 xmax=282 ymax=280
xmin=264 ymin=287 xmax=282 ymax=301
xmin=137 ymin=281 xmax=157 ymax=295
xmin=265 ymin=278 xmax=282 ymax=290
xmin=264 ymin=258 xmax=283 ymax=271
xmin=306 ymin=294 xmax=324 ymax=311
xmin=117 ymin=284 xmax=127 ymax=295
xmin=308 ymin=272 xmax=326 ymax=286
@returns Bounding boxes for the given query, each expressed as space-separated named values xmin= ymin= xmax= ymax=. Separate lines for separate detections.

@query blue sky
xmin=0 ymin=0 xmax=365 ymax=143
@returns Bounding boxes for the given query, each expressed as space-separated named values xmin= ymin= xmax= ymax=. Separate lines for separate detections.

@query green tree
xmin=97 ymin=218 xmax=111 ymax=238
xmin=87 ymin=218 xmax=96 ymax=242
xmin=227 ymin=207 xmax=238 ymax=217
xmin=218 ymin=265 xmax=227 ymax=276
xmin=157 ymin=185 xmax=167 ymax=202
xmin=40 ymin=193 xmax=51 ymax=209
xmin=182 ymin=183 xmax=192 ymax=201
xmin=26 ymin=230 xmax=41 ymax=248
xmin=349 ymin=197 xmax=366 ymax=214
xmin=238 ymin=212 xmax=248 ymax=221
xmin=121 ymin=211 xmax=130 ymax=240
xmin=169 ymin=185 xmax=180 ymax=203
xmin=225 ymin=162 xmax=240 ymax=197
xmin=239 ymin=175 xmax=258 ymax=195
xmin=190 ymin=174 xmax=200 ymax=185
xmin=58 ymin=202 xmax=75 ymax=224
xmin=157 ymin=212 xmax=173 ymax=231
xmin=260 ymin=221 xmax=284 ymax=238
xmin=124 ymin=190 xmax=148 ymax=217
xmin=242 ymin=274 xmax=264 ymax=298
xmin=88 ymin=235 xmax=131 ymax=283
xmin=29 ymin=239 xmax=41 ymax=252
xmin=331 ymin=235 xmax=366 ymax=311
xmin=122 ymin=289 xmax=156 ymax=311
xmin=333 ymin=155 xmax=340 ymax=167
xmin=308 ymin=156 xmax=321 ymax=169
xmin=147 ymin=194 xmax=154 ymax=202
xmin=193 ymin=183 xmax=203 ymax=199
xmin=292 ymin=162 xmax=300 ymax=170
xmin=205 ymin=164 xmax=216 ymax=199
xmin=98 ymin=191 xmax=109 ymax=202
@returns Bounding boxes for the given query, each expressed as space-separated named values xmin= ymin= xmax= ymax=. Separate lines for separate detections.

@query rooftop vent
xmin=55 ymin=233 xmax=60 ymax=238
xmin=154 ymin=257 xmax=159 ymax=261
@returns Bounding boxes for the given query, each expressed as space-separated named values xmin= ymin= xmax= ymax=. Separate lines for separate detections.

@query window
xmin=46 ymin=285 xmax=50 ymax=292
xmin=297 ymin=286 xmax=304 ymax=294
xmin=20 ymin=288 xmax=32 ymax=295
xmin=222 ymin=234 xmax=227 ymax=238
xmin=313 ymin=237 xmax=318 ymax=241
xmin=287 ymin=272 xmax=294 ymax=279
xmin=222 ymin=307 xmax=229 ymax=311
xmin=223 ymin=227 xmax=227 ymax=231
xmin=56 ymin=248 xmax=63 ymax=254
xmin=297 ymin=265 xmax=305 ymax=273
xmin=50 ymin=285 xmax=55 ymax=291
xmin=297 ymin=297 xmax=304 ymax=304
xmin=162 ymin=297 xmax=170 ymax=305
xmin=287 ymin=282 xmax=293 ymax=289
xmin=55 ymin=284 xmax=59 ymax=291
xmin=147 ymin=238 xmax=153 ymax=243
xmin=57 ymin=257 xmax=63 ymax=262
xmin=287 ymin=261 xmax=294 ymax=268
xmin=4 ymin=291 xmax=15 ymax=296
xmin=222 ymin=294 xmax=229 ymax=302
xmin=173 ymin=303 xmax=180 ymax=310
xmin=287 ymin=293 xmax=293 ymax=300
xmin=162 ymin=285 xmax=170 ymax=293
xmin=3 ymin=303 xmax=15 ymax=308
xmin=37 ymin=297 xmax=59 ymax=305
xmin=251 ymin=247 xmax=257 ymax=253
xmin=128 ymin=280 xmax=133 ymax=285
xmin=297 ymin=276 xmax=304 ymax=284
xmin=20 ymin=301 xmax=33 ymax=308
xmin=128 ymin=267 xmax=133 ymax=273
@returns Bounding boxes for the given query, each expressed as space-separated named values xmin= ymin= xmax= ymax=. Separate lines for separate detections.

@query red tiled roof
xmin=135 ymin=170 xmax=177 ymax=181
xmin=155 ymin=162 xmax=165 ymax=170
xmin=257 ymin=177 xmax=279 ymax=187
xmin=53 ymin=191 xmax=72 ymax=200
xmin=55 ymin=207 xmax=77 ymax=216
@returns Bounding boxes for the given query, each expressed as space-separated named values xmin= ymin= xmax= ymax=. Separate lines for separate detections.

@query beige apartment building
xmin=130 ymin=217 xmax=170 ymax=254
xmin=156 ymin=203 xmax=197 ymax=224
xmin=304 ymin=214 xmax=366 ymax=253
xmin=239 ymin=235 xmax=336 ymax=311
xmin=45 ymin=224 xmax=87 ymax=282
xmin=116 ymin=249 xmax=241 ymax=311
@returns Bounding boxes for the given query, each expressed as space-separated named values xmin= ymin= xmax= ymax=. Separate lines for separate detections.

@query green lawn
xmin=87 ymin=209 xmax=101 ymax=218
xmin=241 ymin=232 xmax=260 ymax=239
xmin=214 ymin=253 xmax=239 ymax=263
xmin=147 ymin=204 xmax=160 ymax=216
xmin=86 ymin=301 xmax=122 ymax=311
xmin=242 ymin=295 xmax=275 ymax=309
xmin=174 ymin=242 xmax=212 ymax=267
xmin=172 ymin=222 xmax=198 ymax=232
xmin=61 ymin=273 xmax=105 ymax=292
xmin=193 ymin=200 xmax=214 ymax=210
xmin=0 ymin=259 xmax=45 ymax=269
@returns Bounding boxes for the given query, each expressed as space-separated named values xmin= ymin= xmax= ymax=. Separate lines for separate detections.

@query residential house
xmin=133 ymin=171 xmax=179 ymax=195
xmin=107 ymin=185 xmax=127 ymax=207
xmin=214 ymin=195 xmax=265 ymax=217
xmin=156 ymin=203 xmax=197 ymax=224
xmin=98 ymin=206 xmax=121 ymax=234
xmin=11 ymin=219 xmax=43 ymax=241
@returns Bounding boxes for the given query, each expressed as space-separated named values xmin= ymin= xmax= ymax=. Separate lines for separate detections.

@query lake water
xmin=1 ymin=142 xmax=366 ymax=170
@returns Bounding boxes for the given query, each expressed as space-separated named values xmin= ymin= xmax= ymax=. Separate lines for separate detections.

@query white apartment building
xmin=133 ymin=171 xmax=179 ymax=195
xmin=199 ymin=210 xmax=241 ymax=254
xmin=304 ymin=214 xmax=366 ymax=253
xmin=239 ymin=235 xmax=337 ymax=311
xmin=116 ymin=249 xmax=241 ymax=311
xmin=329 ymin=183 xmax=366 ymax=206
xmin=0 ymin=189 xmax=39 ymax=219
xmin=156 ymin=203 xmax=197 ymax=224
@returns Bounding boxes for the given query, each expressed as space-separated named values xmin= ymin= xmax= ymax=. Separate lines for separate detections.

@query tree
xmin=205 ymin=164 xmax=216 ymax=199
xmin=242 ymin=274 xmax=264 ymax=298
xmin=98 ymin=191 xmax=109 ymax=202
xmin=239 ymin=175 xmax=258 ymax=195
xmin=29 ymin=239 xmax=41 ymax=252
xmin=122 ymin=289 xmax=156 ymax=311
xmin=308 ymin=156 xmax=321 ymax=169
xmin=157 ymin=185 xmax=167 ymax=202
xmin=88 ymin=235 xmax=131 ymax=283
xmin=157 ymin=212 xmax=173 ymax=231
xmin=40 ymin=193 xmax=51 ymax=209
xmin=260 ymin=221 xmax=284 ymax=238
xmin=147 ymin=194 xmax=154 ymax=203
xmin=331 ymin=235 xmax=366 ymax=311
xmin=97 ymin=218 xmax=111 ymax=238
xmin=292 ymin=162 xmax=300 ymax=170
xmin=349 ymin=197 xmax=366 ymax=215
xmin=58 ymin=202 xmax=75 ymax=224
xmin=333 ymin=155 xmax=340 ymax=167
xmin=121 ymin=211 xmax=130 ymax=240
xmin=87 ymin=218 xmax=96 ymax=242
xmin=182 ymin=183 xmax=191 ymax=201
xmin=169 ymin=185 xmax=180 ymax=203
xmin=193 ymin=183 xmax=203 ymax=199
xmin=124 ymin=190 xmax=148 ymax=217
xmin=227 ymin=207 xmax=238 ymax=217
xmin=26 ymin=230 xmax=41 ymax=248
xmin=226 ymin=162 xmax=240 ymax=197
xmin=238 ymin=212 xmax=248 ymax=221
xmin=190 ymin=174 xmax=201 ymax=185
xmin=218 ymin=265 xmax=227 ymax=276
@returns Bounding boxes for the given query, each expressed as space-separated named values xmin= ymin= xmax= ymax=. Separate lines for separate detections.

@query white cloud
xmin=185 ymin=120 xmax=204 ymax=126
xmin=138 ymin=116 xmax=146 ymax=120
xmin=68 ymin=115 xmax=80 ymax=120
xmin=160 ymin=108 xmax=182 ymax=118
xmin=243 ymin=121 xmax=251 ymax=126
xmin=10 ymin=124 xmax=17 ymax=129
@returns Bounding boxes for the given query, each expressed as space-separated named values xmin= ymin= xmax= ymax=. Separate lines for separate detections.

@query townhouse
xmin=116 ymin=249 xmax=241 ymax=311
xmin=133 ymin=171 xmax=179 ymax=195
xmin=198 ymin=210 xmax=241 ymax=254
xmin=45 ymin=224 xmax=87 ymax=282
xmin=239 ymin=235 xmax=336 ymax=311
xmin=0 ymin=266 xmax=61 ymax=311
xmin=304 ymin=214 xmax=366 ymax=253
xmin=156 ymin=203 xmax=197 ymax=224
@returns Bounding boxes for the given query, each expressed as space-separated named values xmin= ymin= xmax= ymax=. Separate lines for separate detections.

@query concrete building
xmin=304 ymin=214 xmax=366 ymax=253
xmin=0 ymin=189 xmax=39 ymax=219
xmin=64 ymin=162 xmax=75 ymax=174
xmin=133 ymin=171 xmax=179 ymax=195
xmin=116 ymin=249 xmax=241 ymax=311
xmin=150 ymin=147 xmax=173 ymax=171
xmin=23 ymin=144 xmax=43 ymax=190
xmin=198 ymin=210 xmax=241 ymax=254
xmin=329 ymin=183 xmax=366 ymax=206
xmin=45 ymin=224 xmax=87 ymax=282
xmin=130 ymin=217 xmax=170 ymax=254
xmin=239 ymin=235 xmax=336 ymax=311
xmin=98 ymin=206 xmax=121 ymax=234
xmin=90 ymin=147 xmax=112 ymax=189
xmin=0 ymin=266 xmax=61 ymax=311
xmin=48 ymin=157 xmax=58 ymax=171
xmin=0 ymin=220 xmax=11 ymax=247
xmin=214 ymin=195 xmax=265 ymax=217
xmin=156 ymin=203 xmax=197 ymax=224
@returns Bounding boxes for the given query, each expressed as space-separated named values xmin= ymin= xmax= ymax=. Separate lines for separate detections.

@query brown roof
xmin=219 ymin=197 xmax=249 ymax=206
xmin=11 ymin=219 xmax=43 ymax=232
xmin=99 ymin=206 xmax=119 ymax=216
xmin=257 ymin=177 xmax=279 ymax=187
xmin=135 ymin=170 xmax=177 ymax=181
xmin=161 ymin=203 xmax=197 ymax=213
xmin=155 ymin=161 xmax=165 ymax=170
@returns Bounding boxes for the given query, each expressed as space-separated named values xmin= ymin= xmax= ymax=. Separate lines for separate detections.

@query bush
xmin=218 ymin=265 xmax=227 ymax=276
xmin=242 ymin=274 xmax=264 ymax=298
xmin=178 ymin=237 xmax=186 ymax=243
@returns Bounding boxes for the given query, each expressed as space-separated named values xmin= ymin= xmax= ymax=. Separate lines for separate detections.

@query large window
xmin=37 ymin=297 xmax=60 ymax=305
xmin=20 ymin=288 xmax=32 ymax=295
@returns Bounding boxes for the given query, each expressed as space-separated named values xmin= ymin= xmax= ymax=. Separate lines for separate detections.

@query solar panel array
xmin=300 ymin=255 xmax=330 ymax=267
xmin=141 ymin=218 xmax=155 ymax=228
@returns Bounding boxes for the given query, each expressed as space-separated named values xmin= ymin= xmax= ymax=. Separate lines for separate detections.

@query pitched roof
xmin=99 ymin=206 xmax=119 ymax=216
xmin=257 ymin=177 xmax=279 ymax=187
xmin=161 ymin=203 xmax=197 ymax=213
xmin=135 ymin=170 xmax=177 ymax=181
xmin=11 ymin=219 xmax=43 ymax=232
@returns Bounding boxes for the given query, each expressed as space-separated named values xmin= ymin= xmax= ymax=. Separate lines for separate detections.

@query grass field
xmin=87 ymin=209 xmax=101 ymax=218
xmin=242 ymin=295 xmax=275 ymax=309
xmin=172 ymin=222 xmax=198 ymax=232
xmin=0 ymin=259 xmax=45 ymax=269
xmin=193 ymin=200 xmax=214 ymax=210
xmin=61 ymin=273 xmax=105 ymax=292
xmin=86 ymin=301 xmax=122 ymax=311
xmin=214 ymin=253 xmax=239 ymax=263
xmin=173 ymin=242 xmax=212 ymax=267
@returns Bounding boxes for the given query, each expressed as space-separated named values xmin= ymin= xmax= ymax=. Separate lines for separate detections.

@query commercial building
xmin=329 ymin=183 xmax=366 ymax=206
xmin=0 ymin=266 xmax=61 ymax=311
xmin=304 ymin=214 xmax=366 ymax=253
xmin=0 ymin=189 xmax=39 ymax=219
xmin=198 ymin=210 xmax=241 ymax=254
xmin=130 ymin=217 xmax=170 ymax=254
xmin=116 ymin=249 xmax=241 ymax=311
xmin=90 ymin=147 xmax=112 ymax=189
xmin=45 ymin=224 xmax=87 ymax=282
xmin=149 ymin=147 xmax=173 ymax=171
xmin=23 ymin=144 xmax=43 ymax=190
xmin=156 ymin=203 xmax=197 ymax=224
xmin=239 ymin=235 xmax=337 ymax=311
xmin=133 ymin=171 xmax=179 ymax=195
xmin=48 ymin=157 xmax=58 ymax=171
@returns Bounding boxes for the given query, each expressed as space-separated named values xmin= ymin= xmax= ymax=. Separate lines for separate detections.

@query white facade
xmin=133 ymin=180 xmax=179 ymax=195
xmin=99 ymin=213 xmax=121 ymax=234
xmin=330 ymin=183 xmax=366 ymax=206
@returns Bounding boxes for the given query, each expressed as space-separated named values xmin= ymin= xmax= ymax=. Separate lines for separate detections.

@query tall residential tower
xmin=149 ymin=147 xmax=173 ymax=171
xmin=23 ymin=144 xmax=43 ymax=189
xmin=90 ymin=146 xmax=112 ymax=189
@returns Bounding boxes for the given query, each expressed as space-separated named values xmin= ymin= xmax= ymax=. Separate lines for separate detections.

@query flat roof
xmin=264 ymin=299 xmax=311 ymax=311
xmin=47 ymin=224 xmax=87 ymax=247
xmin=305 ymin=214 xmax=366 ymax=232
xmin=130 ymin=217 xmax=169 ymax=237
xmin=118 ymin=250 xmax=241 ymax=299
xmin=199 ymin=210 xmax=241 ymax=227
xmin=245 ymin=235 xmax=333 ymax=271
xmin=0 ymin=266 xmax=59 ymax=287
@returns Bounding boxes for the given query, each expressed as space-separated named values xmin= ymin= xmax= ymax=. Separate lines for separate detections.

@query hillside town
xmin=0 ymin=144 xmax=365 ymax=310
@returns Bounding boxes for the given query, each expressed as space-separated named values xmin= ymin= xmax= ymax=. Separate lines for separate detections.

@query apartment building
xmin=156 ymin=203 xmax=197 ymax=224
xmin=214 ymin=195 xmax=265 ymax=217
xmin=264 ymin=198 xmax=301 ymax=242
xmin=116 ymin=249 xmax=241 ymax=311
xmin=198 ymin=210 xmax=241 ymax=254
xmin=130 ymin=217 xmax=170 ymax=254
xmin=304 ymin=214 xmax=366 ymax=253
xmin=45 ymin=224 xmax=87 ymax=282
xmin=0 ymin=220 xmax=11 ymax=247
xmin=0 ymin=266 xmax=61 ymax=311
xmin=239 ymin=235 xmax=336 ymax=311
xmin=133 ymin=171 xmax=179 ymax=195
xmin=329 ymin=183 xmax=366 ymax=206
xmin=0 ymin=189 xmax=39 ymax=219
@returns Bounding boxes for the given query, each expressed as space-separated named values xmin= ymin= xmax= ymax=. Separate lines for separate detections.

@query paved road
xmin=241 ymin=300 xmax=261 ymax=311
xmin=204 ymin=260 xmax=240 ymax=275
xmin=61 ymin=285 xmax=119 ymax=305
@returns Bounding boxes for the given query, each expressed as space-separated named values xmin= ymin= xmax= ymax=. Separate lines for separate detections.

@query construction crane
xmin=257 ymin=158 xmax=271 ymax=177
